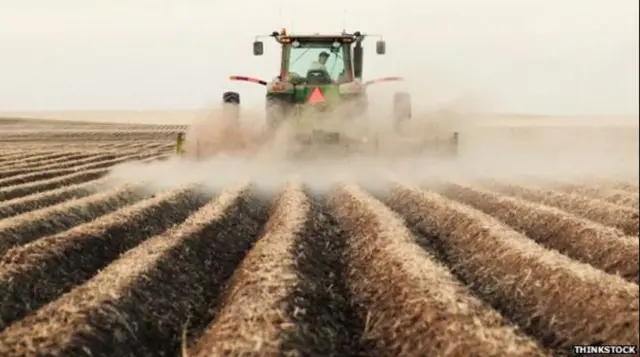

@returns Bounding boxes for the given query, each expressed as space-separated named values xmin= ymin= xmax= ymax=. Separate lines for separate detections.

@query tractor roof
xmin=272 ymin=29 xmax=364 ymax=44
xmin=280 ymin=35 xmax=357 ymax=44
xmin=286 ymin=32 xmax=357 ymax=38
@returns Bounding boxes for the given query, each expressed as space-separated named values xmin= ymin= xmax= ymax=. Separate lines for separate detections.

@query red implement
xmin=364 ymin=76 xmax=404 ymax=86
xmin=229 ymin=75 xmax=268 ymax=86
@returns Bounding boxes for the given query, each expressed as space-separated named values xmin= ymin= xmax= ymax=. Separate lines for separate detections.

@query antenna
xmin=342 ymin=8 xmax=347 ymax=32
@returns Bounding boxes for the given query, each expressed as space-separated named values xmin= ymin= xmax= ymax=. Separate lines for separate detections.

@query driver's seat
xmin=306 ymin=69 xmax=333 ymax=85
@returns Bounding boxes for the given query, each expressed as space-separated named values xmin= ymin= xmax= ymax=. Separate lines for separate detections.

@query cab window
xmin=286 ymin=41 xmax=350 ymax=82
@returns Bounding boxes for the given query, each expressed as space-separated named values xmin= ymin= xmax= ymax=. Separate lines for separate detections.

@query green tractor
xmin=176 ymin=29 xmax=459 ymax=159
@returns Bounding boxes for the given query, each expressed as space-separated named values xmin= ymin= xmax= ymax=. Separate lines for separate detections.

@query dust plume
xmin=105 ymin=101 xmax=639 ymax=196
xmin=102 ymin=2 xmax=638 ymax=194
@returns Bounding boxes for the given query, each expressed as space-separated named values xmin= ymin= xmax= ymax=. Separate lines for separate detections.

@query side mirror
xmin=353 ymin=45 xmax=364 ymax=78
xmin=253 ymin=41 xmax=264 ymax=56
xmin=376 ymin=40 xmax=386 ymax=55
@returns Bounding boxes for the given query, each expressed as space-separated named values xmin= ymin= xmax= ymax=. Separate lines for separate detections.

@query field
xmin=0 ymin=116 xmax=638 ymax=357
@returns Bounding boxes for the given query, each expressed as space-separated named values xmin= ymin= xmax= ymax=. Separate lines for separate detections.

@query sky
xmin=0 ymin=0 xmax=637 ymax=115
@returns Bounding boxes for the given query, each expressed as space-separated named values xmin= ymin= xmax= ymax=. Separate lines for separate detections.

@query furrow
xmin=0 ymin=169 xmax=108 ymax=201
xmin=0 ymin=152 xmax=94 ymax=173
xmin=0 ymin=184 xmax=147 ymax=256
xmin=0 ymin=151 xmax=24 ymax=159
xmin=440 ymin=182 xmax=639 ymax=283
xmin=0 ymin=154 xmax=126 ymax=186
xmin=610 ymin=182 xmax=639 ymax=193
xmin=0 ymin=183 xmax=269 ymax=357
xmin=0 ymin=131 xmax=176 ymax=142
xmin=386 ymin=184 xmax=639 ymax=353
xmin=0 ymin=153 xmax=116 ymax=180
xmin=0 ymin=153 xmax=44 ymax=166
xmin=327 ymin=184 xmax=549 ymax=357
xmin=189 ymin=181 xmax=309 ymax=356
xmin=0 ymin=177 xmax=105 ymax=219
xmin=0 ymin=184 xmax=209 ymax=330
xmin=191 ymin=182 xmax=362 ymax=357
xmin=550 ymin=182 xmax=639 ymax=209
xmin=0 ymin=154 xmax=162 ymax=201
xmin=280 ymin=194 xmax=365 ymax=357
xmin=591 ymin=178 xmax=639 ymax=193
xmin=486 ymin=181 xmax=638 ymax=236
xmin=0 ymin=151 xmax=68 ymax=166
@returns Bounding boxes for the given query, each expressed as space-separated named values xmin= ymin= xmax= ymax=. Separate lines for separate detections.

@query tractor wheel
xmin=223 ymin=91 xmax=240 ymax=104
xmin=449 ymin=131 xmax=460 ymax=157
xmin=222 ymin=91 xmax=240 ymax=122
xmin=393 ymin=91 xmax=411 ymax=132
xmin=351 ymin=94 xmax=369 ymax=120
xmin=266 ymin=98 xmax=288 ymax=133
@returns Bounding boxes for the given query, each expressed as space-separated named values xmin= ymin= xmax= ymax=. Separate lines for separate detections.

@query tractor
xmin=176 ymin=29 xmax=459 ymax=159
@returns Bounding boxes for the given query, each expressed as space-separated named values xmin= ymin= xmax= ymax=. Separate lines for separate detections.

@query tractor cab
xmin=277 ymin=33 xmax=355 ymax=85
xmin=253 ymin=30 xmax=386 ymax=85
xmin=252 ymin=29 xmax=387 ymax=112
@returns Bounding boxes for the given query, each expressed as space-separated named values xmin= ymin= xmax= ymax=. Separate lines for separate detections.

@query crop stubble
xmin=328 ymin=184 xmax=549 ymax=357
xmin=191 ymin=182 xmax=363 ymax=357
xmin=0 ymin=152 xmax=103 ymax=178
xmin=0 ymin=183 xmax=270 ymax=357
xmin=548 ymin=181 xmax=639 ymax=209
xmin=0 ymin=178 xmax=105 ymax=219
xmin=0 ymin=151 xmax=78 ymax=167
xmin=0 ymin=153 xmax=164 ymax=201
xmin=484 ymin=181 xmax=639 ymax=236
xmin=385 ymin=184 xmax=639 ymax=353
xmin=0 ymin=122 xmax=637 ymax=356
xmin=0 ymin=184 xmax=147 ymax=256
xmin=0 ymin=153 xmax=136 ymax=187
xmin=189 ymin=182 xmax=309 ymax=356
xmin=438 ymin=182 xmax=639 ymax=283
xmin=0 ymin=184 xmax=210 ymax=330
xmin=0 ymin=150 xmax=63 ymax=160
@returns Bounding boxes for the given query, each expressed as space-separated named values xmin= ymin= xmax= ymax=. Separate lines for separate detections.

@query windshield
xmin=285 ymin=41 xmax=350 ymax=82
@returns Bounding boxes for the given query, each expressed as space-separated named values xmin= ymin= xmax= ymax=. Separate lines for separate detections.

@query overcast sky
xmin=0 ymin=0 xmax=637 ymax=115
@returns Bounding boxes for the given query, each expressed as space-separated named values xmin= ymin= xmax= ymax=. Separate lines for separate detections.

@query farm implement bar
xmin=364 ymin=76 xmax=403 ymax=86
xmin=229 ymin=75 xmax=403 ymax=87
xmin=229 ymin=76 xmax=268 ymax=86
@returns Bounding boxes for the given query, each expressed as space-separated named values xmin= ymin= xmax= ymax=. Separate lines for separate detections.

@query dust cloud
xmin=105 ymin=101 xmax=639 ymax=196
xmin=102 ymin=0 xmax=638 ymax=194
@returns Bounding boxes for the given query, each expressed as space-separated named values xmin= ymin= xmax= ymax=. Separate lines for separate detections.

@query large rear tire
xmin=222 ymin=91 xmax=240 ymax=122
xmin=222 ymin=91 xmax=240 ymax=104
xmin=266 ymin=98 xmax=289 ymax=133
xmin=393 ymin=91 xmax=411 ymax=132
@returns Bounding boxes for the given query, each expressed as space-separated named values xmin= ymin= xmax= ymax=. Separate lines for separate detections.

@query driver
xmin=309 ymin=51 xmax=330 ymax=71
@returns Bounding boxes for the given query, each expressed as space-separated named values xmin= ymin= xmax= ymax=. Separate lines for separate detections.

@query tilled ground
xmin=0 ymin=120 xmax=638 ymax=357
